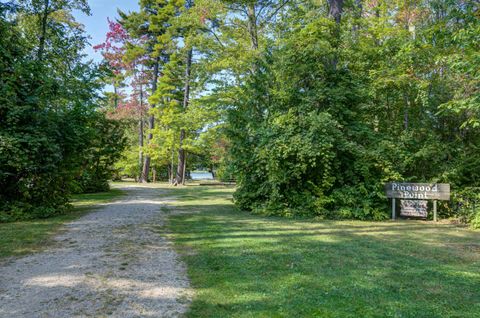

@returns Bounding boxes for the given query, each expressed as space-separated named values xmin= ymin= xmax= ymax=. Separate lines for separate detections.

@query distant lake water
xmin=191 ymin=172 xmax=214 ymax=180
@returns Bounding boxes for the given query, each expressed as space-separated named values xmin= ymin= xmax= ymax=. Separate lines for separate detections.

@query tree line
xmin=95 ymin=0 xmax=229 ymax=185
xmin=104 ymin=0 xmax=479 ymax=225
xmin=1 ymin=0 xmax=479 ymax=226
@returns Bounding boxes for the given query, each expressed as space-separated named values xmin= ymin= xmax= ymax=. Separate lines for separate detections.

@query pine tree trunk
xmin=140 ymin=56 xmax=160 ymax=183
xmin=167 ymin=165 xmax=172 ymax=184
xmin=211 ymin=165 xmax=216 ymax=180
xmin=182 ymin=151 xmax=187 ymax=185
xmin=114 ymin=84 xmax=119 ymax=109
xmin=171 ymin=148 xmax=175 ymax=184
xmin=328 ymin=0 xmax=344 ymax=69
xmin=176 ymin=48 xmax=193 ymax=185
xmin=176 ymin=130 xmax=186 ymax=184
xmin=328 ymin=0 xmax=344 ymax=24
xmin=138 ymin=86 xmax=144 ymax=181
xmin=247 ymin=4 xmax=258 ymax=50
xmin=37 ymin=0 xmax=50 ymax=61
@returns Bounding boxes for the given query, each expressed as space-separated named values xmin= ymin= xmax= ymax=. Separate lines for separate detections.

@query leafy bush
xmin=448 ymin=188 xmax=480 ymax=228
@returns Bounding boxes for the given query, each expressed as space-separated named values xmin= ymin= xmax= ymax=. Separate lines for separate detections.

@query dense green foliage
xmin=101 ymin=0 xmax=479 ymax=224
xmin=167 ymin=185 xmax=480 ymax=317
xmin=4 ymin=0 xmax=478 ymax=224
xmin=73 ymin=115 xmax=127 ymax=193
xmin=220 ymin=1 xmax=480 ymax=222
xmin=100 ymin=0 xmax=227 ymax=184
xmin=0 ymin=3 xmax=126 ymax=222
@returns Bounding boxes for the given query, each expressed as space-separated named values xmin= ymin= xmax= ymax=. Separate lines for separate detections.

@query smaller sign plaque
xmin=400 ymin=200 xmax=428 ymax=218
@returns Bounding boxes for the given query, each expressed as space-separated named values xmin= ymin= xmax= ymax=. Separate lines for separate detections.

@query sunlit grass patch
xmin=70 ymin=188 xmax=125 ymax=207
xmin=166 ymin=186 xmax=480 ymax=318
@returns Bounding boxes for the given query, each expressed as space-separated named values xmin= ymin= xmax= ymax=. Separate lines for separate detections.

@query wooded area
xmin=0 ymin=1 xmax=126 ymax=221
xmin=1 ymin=0 xmax=479 ymax=226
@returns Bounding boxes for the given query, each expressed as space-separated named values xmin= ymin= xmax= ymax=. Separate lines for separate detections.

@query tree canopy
xmin=1 ymin=0 xmax=479 ymax=226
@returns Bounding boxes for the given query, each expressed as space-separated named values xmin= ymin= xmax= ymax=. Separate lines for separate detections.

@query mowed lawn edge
xmin=165 ymin=185 xmax=480 ymax=318
xmin=0 ymin=188 xmax=125 ymax=260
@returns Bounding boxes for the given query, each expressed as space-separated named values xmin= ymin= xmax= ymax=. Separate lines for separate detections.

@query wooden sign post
xmin=385 ymin=182 xmax=450 ymax=221
xmin=392 ymin=197 xmax=396 ymax=220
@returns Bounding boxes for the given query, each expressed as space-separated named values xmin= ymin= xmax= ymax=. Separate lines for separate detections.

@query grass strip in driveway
xmin=0 ymin=188 xmax=124 ymax=259
xmin=166 ymin=185 xmax=480 ymax=318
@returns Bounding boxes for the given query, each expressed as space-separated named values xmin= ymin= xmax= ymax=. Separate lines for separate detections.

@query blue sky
xmin=74 ymin=1 xmax=139 ymax=62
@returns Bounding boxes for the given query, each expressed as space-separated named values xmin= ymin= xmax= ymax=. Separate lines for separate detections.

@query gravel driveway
xmin=0 ymin=185 xmax=192 ymax=318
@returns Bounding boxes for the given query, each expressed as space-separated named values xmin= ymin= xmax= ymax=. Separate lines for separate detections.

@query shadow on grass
xmin=167 ymin=190 xmax=480 ymax=318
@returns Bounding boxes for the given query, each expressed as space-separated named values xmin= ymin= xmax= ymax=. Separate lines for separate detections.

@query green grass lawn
xmin=0 ymin=188 xmax=124 ymax=259
xmin=166 ymin=186 xmax=480 ymax=318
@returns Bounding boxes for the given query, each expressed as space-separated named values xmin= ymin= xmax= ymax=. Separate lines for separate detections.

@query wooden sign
xmin=385 ymin=182 xmax=450 ymax=221
xmin=400 ymin=200 xmax=428 ymax=218
xmin=384 ymin=182 xmax=450 ymax=201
